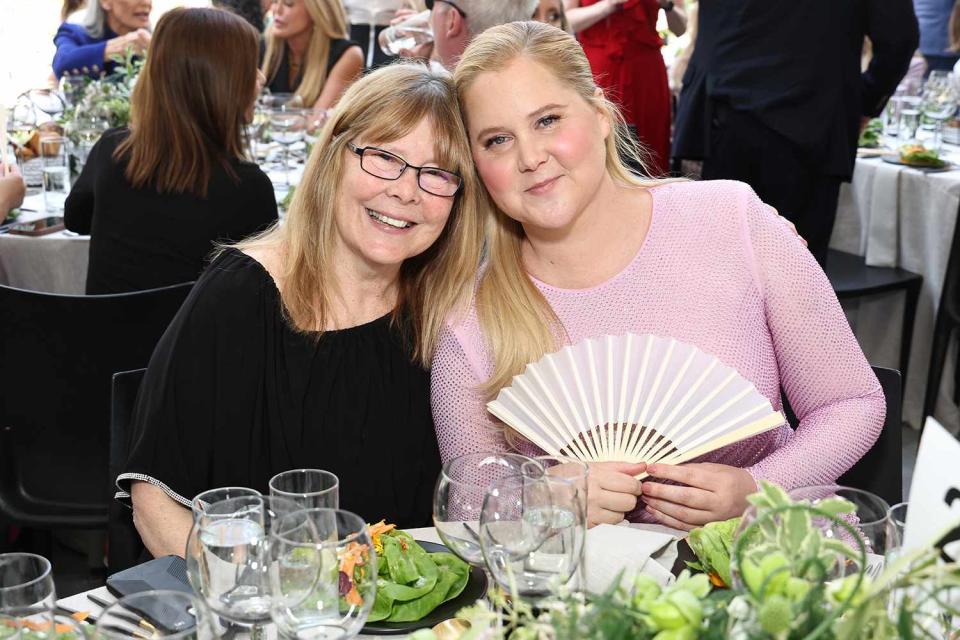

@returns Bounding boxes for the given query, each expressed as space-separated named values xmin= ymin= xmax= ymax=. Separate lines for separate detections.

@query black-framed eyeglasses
xmin=347 ymin=143 xmax=463 ymax=198
xmin=425 ymin=0 xmax=467 ymax=18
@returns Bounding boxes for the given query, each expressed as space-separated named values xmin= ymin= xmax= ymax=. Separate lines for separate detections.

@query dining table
xmin=55 ymin=523 xmax=687 ymax=640
xmin=830 ymin=140 xmax=960 ymax=434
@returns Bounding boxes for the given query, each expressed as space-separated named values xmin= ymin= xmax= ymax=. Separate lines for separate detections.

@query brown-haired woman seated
xmin=115 ymin=61 xmax=484 ymax=558
xmin=261 ymin=0 xmax=364 ymax=114
xmin=64 ymin=7 xmax=278 ymax=295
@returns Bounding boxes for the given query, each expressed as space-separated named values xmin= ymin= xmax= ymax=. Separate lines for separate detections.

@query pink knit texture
xmin=430 ymin=180 xmax=885 ymax=520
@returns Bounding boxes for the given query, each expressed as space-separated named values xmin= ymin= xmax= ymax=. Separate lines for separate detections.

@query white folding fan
xmin=487 ymin=334 xmax=784 ymax=472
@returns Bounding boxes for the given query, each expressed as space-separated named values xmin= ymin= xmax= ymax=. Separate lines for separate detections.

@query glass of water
xmin=268 ymin=508 xmax=375 ymax=639
xmin=184 ymin=496 xmax=299 ymax=635
xmin=479 ymin=470 xmax=586 ymax=600
xmin=899 ymin=95 xmax=923 ymax=142
xmin=377 ymin=10 xmax=433 ymax=56
xmin=40 ymin=135 xmax=69 ymax=213
xmin=269 ymin=469 xmax=339 ymax=510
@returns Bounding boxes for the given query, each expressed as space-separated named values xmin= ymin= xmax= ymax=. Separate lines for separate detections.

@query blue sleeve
xmin=52 ymin=23 xmax=109 ymax=80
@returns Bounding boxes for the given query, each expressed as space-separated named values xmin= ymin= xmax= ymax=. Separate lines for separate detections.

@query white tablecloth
xmin=831 ymin=147 xmax=960 ymax=433
xmin=0 ymin=193 xmax=89 ymax=294
xmin=0 ymin=160 xmax=300 ymax=295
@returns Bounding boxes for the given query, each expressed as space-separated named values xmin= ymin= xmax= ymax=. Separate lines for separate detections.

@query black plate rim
xmin=361 ymin=540 xmax=487 ymax=635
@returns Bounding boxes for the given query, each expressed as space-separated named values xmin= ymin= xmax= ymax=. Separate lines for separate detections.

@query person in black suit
xmin=672 ymin=1 xmax=918 ymax=264
xmin=65 ymin=8 xmax=278 ymax=294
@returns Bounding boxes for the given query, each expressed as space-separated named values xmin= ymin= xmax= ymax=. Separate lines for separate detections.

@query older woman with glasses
xmin=117 ymin=61 xmax=484 ymax=558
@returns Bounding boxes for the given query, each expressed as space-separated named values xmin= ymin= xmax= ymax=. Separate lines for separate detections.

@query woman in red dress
xmin=565 ymin=0 xmax=686 ymax=175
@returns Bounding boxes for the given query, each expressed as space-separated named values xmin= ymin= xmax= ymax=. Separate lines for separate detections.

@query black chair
xmin=0 ymin=282 xmax=193 ymax=530
xmin=923 ymin=207 xmax=960 ymax=427
xmin=824 ymin=250 xmax=922 ymax=386
xmin=782 ymin=366 xmax=902 ymax=506
xmin=107 ymin=369 xmax=147 ymax=572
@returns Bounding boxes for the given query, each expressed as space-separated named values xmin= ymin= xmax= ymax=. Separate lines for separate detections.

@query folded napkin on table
xmin=582 ymin=523 xmax=681 ymax=594
xmin=865 ymin=161 xmax=901 ymax=267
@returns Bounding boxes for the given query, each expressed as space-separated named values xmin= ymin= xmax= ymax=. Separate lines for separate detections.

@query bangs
xmin=355 ymin=83 xmax=467 ymax=173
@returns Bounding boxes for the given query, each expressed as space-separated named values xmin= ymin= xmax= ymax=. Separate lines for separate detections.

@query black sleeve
xmin=115 ymin=252 xmax=269 ymax=507
xmin=241 ymin=165 xmax=280 ymax=235
xmin=861 ymin=0 xmax=920 ymax=117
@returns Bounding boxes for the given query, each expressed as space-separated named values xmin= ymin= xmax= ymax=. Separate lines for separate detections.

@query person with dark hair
xmin=213 ymin=0 xmax=265 ymax=32
xmin=673 ymin=0 xmax=918 ymax=265
xmin=64 ymin=7 xmax=278 ymax=294
xmin=53 ymin=0 xmax=152 ymax=79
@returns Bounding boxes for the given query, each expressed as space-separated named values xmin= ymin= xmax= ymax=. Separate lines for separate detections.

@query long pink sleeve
xmin=430 ymin=180 xmax=884 ymax=497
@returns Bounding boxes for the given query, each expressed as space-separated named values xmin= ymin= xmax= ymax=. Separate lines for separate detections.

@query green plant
xmin=411 ymin=482 xmax=960 ymax=639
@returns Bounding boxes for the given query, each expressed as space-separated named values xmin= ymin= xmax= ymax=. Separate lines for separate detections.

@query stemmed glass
xmin=190 ymin=486 xmax=262 ymax=519
xmin=5 ymin=98 xmax=37 ymax=171
xmin=479 ymin=467 xmax=587 ymax=600
xmin=921 ymin=80 xmax=958 ymax=152
xmin=268 ymin=508 xmax=375 ymax=639
xmin=268 ymin=108 xmax=307 ymax=186
xmin=184 ymin=495 xmax=298 ymax=637
xmin=433 ymin=453 xmax=541 ymax=573
xmin=25 ymin=89 xmax=66 ymax=122
xmin=0 ymin=553 xmax=56 ymax=634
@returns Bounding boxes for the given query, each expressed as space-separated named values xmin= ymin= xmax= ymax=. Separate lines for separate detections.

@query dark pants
xmin=700 ymin=105 xmax=842 ymax=266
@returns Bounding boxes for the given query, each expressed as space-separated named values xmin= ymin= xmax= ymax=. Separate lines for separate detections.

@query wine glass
xmin=479 ymin=469 xmax=586 ymax=600
xmin=0 ymin=553 xmax=56 ymax=634
xmin=185 ymin=495 xmax=299 ymax=636
xmin=5 ymin=98 xmax=37 ymax=170
xmin=433 ymin=452 xmax=541 ymax=569
xmin=921 ymin=80 xmax=957 ymax=152
xmin=733 ymin=484 xmax=896 ymax=594
xmin=269 ymin=469 xmax=339 ymax=509
xmin=268 ymin=508 xmax=375 ymax=639
xmin=261 ymin=92 xmax=303 ymax=111
xmin=95 ymin=590 xmax=216 ymax=639
xmin=268 ymin=108 xmax=307 ymax=186
xmin=26 ymin=89 xmax=66 ymax=122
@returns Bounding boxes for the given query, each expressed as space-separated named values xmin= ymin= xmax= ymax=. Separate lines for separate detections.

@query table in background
xmin=0 ymin=193 xmax=89 ymax=294
xmin=831 ymin=145 xmax=960 ymax=433
xmin=0 ymin=161 xmax=300 ymax=295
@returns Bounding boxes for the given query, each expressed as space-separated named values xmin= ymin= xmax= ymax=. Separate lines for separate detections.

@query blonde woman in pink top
xmin=431 ymin=21 xmax=885 ymax=530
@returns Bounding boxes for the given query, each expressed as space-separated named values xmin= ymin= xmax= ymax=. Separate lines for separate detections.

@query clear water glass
xmin=269 ymin=508 xmax=375 ymax=639
xmin=479 ymin=470 xmax=586 ymax=600
xmin=269 ymin=469 xmax=339 ymax=509
xmin=268 ymin=109 xmax=307 ymax=186
xmin=185 ymin=496 xmax=299 ymax=632
xmin=378 ymin=10 xmax=433 ymax=56
xmin=900 ymin=95 xmax=923 ymax=141
xmin=433 ymin=452 xmax=541 ymax=568
xmin=0 ymin=553 xmax=55 ymax=634
xmin=95 ymin=590 xmax=216 ymax=640
xmin=39 ymin=135 xmax=69 ymax=213
xmin=190 ymin=486 xmax=262 ymax=520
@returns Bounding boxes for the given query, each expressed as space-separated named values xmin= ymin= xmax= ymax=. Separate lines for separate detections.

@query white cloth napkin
xmin=582 ymin=523 xmax=680 ymax=594
xmin=865 ymin=161 xmax=902 ymax=267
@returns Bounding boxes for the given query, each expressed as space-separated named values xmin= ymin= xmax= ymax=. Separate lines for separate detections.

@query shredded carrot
xmin=708 ymin=572 xmax=727 ymax=588
xmin=70 ymin=612 xmax=89 ymax=623
xmin=345 ymin=586 xmax=363 ymax=607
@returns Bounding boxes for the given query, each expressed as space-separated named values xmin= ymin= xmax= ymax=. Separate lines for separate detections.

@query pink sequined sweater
xmin=430 ymin=180 xmax=885 ymax=507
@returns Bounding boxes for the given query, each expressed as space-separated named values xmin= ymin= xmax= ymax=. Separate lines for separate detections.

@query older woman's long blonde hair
xmin=238 ymin=62 xmax=484 ymax=366
xmin=454 ymin=21 xmax=679 ymax=397
xmin=261 ymin=0 xmax=349 ymax=107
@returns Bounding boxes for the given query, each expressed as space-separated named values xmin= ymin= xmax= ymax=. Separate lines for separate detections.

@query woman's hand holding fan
xmin=487 ymin=334 xmax=785 ymax=528
xmin=641 ymin=462 xmax=758 ymax=531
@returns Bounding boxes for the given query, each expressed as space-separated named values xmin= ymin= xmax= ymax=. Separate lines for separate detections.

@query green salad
xmin=858 ymin=118 xmax=883 ymax=148
xmin=366 ymin=522 xmax=471 ymax=623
